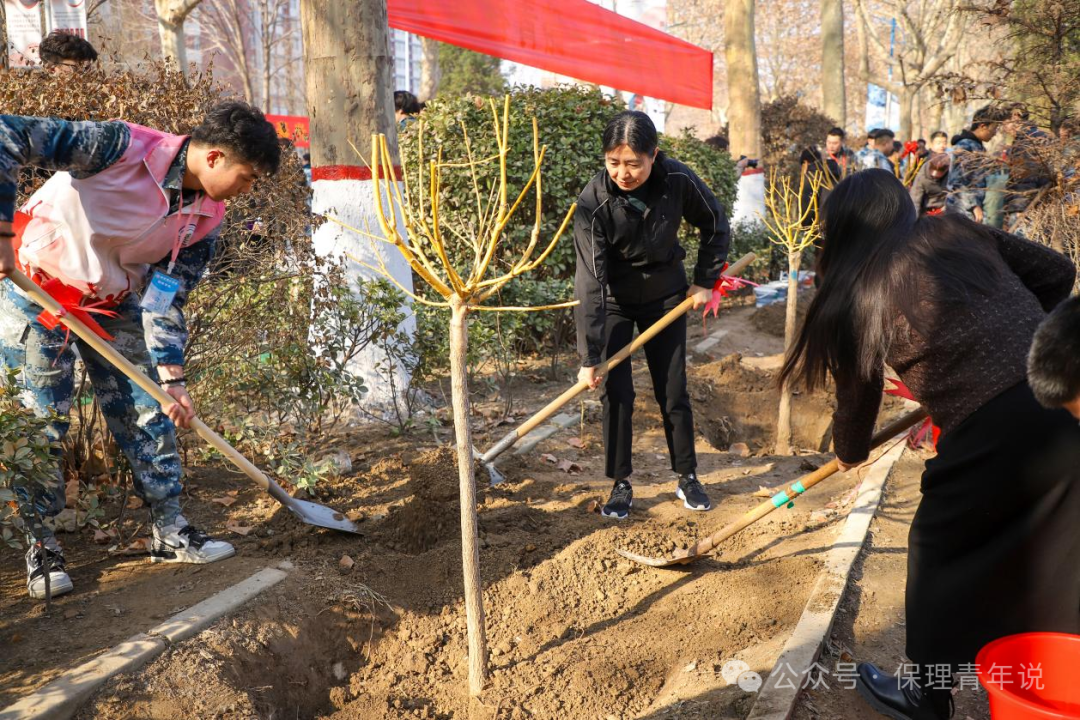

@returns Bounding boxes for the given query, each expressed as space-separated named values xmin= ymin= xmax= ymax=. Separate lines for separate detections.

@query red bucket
xmin=977 ymin=633 xmax=1080 ymax=719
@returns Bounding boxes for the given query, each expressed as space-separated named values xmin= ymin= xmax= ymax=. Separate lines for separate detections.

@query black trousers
xmin=906 ymin=381 xmax=1080 ymax=667
xmin=601 ymin=291 xmax=696 ymax=481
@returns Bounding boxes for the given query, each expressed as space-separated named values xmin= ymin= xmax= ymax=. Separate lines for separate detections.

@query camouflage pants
xmin=0 ymin=280 xmax=183 ymax=541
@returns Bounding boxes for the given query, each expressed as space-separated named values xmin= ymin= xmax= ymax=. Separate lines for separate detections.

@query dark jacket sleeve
xmin=573 ymin=199 xmax=609 ymax=367
xmin=678 ymin=167 xmax=731 ymax=287
xmin=831 ymin=365 xmax=885 ymax=464
xmin=989 ymin=228 xmax=1076 ymax=312
xmin=909 ymin=173 xmax=927 ymax=215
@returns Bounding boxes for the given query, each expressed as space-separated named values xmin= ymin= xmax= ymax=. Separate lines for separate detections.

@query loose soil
xmin=0 ymin=303 xmax=919 ymax=719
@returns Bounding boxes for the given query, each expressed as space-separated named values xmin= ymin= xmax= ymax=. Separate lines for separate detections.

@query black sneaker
xmin=676 ymin=473 xmax=712 ymax=511
xmin=601 ymin=480 xmax=633 ymax=520
xmin=151 ymin=515 xmax=236 ymax=564
xmin=26 ymin=541 xmax=74 ymax=600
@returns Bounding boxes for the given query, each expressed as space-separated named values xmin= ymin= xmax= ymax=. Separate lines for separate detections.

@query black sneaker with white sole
xmin=601 ymin=480 xmax=633 ymax=520
xmin=26 ymin=541 xmax=74 ymax=600
xmin=151 ymin=516 xmax=236 ymax=564
xmin=676 ymin=473 xmax=712 ymax=511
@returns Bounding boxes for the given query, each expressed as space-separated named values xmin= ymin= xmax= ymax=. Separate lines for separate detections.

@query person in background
xmin=394 ymin=90 xmax=424 ymax=130
xmin=947 ymin=105 xmax=1004 ymax=222
xmin=859 ymin=128 xmax=895 ymax=172
xmin=574 ymin=111 xmax=730 ymax=520
xmin=781 ymin=169 xmax=1080 ymax=720
xmin=1001 ymin=103 xmax=1052 ymax=233
xmin=909 ymin=153 xmax=950 ymax=216
xmin=0 ymin=101 xmax=281 ymax=600
xmin=705 ymin=135 xmax=752 ymax=175
xmin=820 ymin=126 xmax=856 ymax=181
xmin=38 ymin=32 xmax=98 ymax=75
xmin=856 ymin=129 xmax=880 ymax=167
xmin=929 ymin=131 xmax=949 ymax=154
xmin=1028 ymin=295 xmax=1080 ymax=420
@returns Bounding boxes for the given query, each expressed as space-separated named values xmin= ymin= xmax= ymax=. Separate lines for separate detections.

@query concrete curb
xmin=512 ymin=411 xmax=577 ymax=456
xmin=0 ymin=566 xmax=288 ymax=720
xmin=745 ymin=442 xmax=907 ymax=720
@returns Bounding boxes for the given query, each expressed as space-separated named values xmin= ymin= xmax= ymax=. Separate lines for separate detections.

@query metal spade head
xmin=615 ymin=546 xmax=696 ymax=568
xmin=267 ymin=482 xmax=362 ymax=534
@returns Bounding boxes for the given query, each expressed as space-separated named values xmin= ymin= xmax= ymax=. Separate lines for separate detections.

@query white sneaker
xmin=26 ymin=541 xmax=74 ymax=600
xmin=150 ymin=516 xmax=235 ymax=564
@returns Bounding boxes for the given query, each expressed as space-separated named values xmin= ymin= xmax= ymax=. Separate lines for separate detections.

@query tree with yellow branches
xmin=762 ymin=168 xmax=822 ymax=454
xmin=330 ymin=97 xmax=575 ymax=695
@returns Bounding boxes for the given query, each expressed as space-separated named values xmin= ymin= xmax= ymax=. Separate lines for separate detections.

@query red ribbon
xmin=701 ymin=263 xmax=758 ymax=331
xmin=35 ymin=277 xmax=119 ymax=343
xmin=884 ymin=378 xmax=940 ymax=450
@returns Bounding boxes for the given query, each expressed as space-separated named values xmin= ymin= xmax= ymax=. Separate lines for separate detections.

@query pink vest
xmin=16 ymin=124 xmax=226 ymax=302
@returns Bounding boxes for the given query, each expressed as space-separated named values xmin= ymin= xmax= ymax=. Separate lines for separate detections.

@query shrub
xmin=760 ymin=96 xmax=838 ymax=181
xmin=0 ymin=370 xmax=62 ymax=549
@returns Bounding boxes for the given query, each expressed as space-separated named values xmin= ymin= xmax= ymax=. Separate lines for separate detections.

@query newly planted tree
xmin=336 ymin=98 xmax=575 ymax=695
xmin=761 ymin=168 xmax=822 ymax=454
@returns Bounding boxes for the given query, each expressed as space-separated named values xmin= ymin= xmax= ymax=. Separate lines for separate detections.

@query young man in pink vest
xmin=0 ymin=101 xmax=281 ymax=599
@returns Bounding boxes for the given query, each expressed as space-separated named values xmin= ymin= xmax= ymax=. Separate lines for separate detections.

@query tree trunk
xmin=723 ymin=0 xmax=762 ymax=159
xmin=821 ymin=0 xmax=846 ymax=127
xmin=775 ymin=251 xmax=801 ymax=455
xmin=157 ymin=17 xmax=188 ymax=71
xmin=449 ymin=298 xmax=489 ymax=696
xmin=419 ymin=36 xmax=440 ymax=101
xmin=899 ymin=85 xmax=915 ymax=141
xmin=855 ymin=9 xmax=870 ymax=129
xmin=154 ymin=0 xmax=202 ymax=74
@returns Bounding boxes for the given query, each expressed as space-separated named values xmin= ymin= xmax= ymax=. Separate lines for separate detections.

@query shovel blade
xmin=267 ymin=482 xmax=361 ymax=534
xmin=283 ymin=496 xmax=362 ymax=533
xmin=615 ymin=547 xmax=697 ymax=568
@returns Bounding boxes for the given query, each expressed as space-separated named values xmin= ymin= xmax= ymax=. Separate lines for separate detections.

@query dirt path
xmin=791 ymin=450 xmax=993 ymax=720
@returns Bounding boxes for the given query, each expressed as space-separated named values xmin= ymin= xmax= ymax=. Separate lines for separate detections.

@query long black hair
xmin=779 ymin=169 xmax=1002 ymax=390
xmin=602 ymin=111 xmax=659 ymax=156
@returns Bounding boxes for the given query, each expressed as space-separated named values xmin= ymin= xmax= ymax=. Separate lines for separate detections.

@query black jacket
xmin=573 ymin=153 xmax=730 ymax=366
xmin=909 ymin=162 xmax=948 ymax=214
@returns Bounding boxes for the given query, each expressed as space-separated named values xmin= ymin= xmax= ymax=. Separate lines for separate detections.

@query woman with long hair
xmin=780 ymin=169 xmax=1080 ymax=719
xmin=573 ymin=111 xmax=731 ymax=519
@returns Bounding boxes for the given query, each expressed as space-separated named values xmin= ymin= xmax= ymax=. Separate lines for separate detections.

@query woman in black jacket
xmin=574 ymin=111 xmax=731 ymax=519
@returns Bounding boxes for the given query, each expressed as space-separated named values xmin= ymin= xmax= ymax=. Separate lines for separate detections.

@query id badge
xmin=140 ymin=271 xmax=181 ymax=314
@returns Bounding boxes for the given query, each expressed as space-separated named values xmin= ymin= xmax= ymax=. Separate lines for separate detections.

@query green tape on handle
xmin=771 ymin=491 xmax=791 ymax=508
xmin=792 ymin=481 xmax=806 ymax=495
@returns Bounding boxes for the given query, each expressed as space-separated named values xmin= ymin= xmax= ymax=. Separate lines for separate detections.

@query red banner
xmin=266 ymin=114 xmax=310 ymax=149
xmin=387 ymin=0 xmax=713 ymax=110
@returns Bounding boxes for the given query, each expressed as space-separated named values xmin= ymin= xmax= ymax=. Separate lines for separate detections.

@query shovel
xmin=476 ymin=252 xmax=757 ymax=484
xmin=616 ymin=407 xmax=929 ymax=567
xmin=8 ymin=269 xmax=361 ymax=535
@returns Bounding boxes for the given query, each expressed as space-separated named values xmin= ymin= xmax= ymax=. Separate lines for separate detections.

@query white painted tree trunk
xmin=300 ymin=0 xmax=415 ymax=411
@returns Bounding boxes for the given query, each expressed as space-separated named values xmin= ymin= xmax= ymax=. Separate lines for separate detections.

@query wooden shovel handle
xmin=681 ymin=407 xmax=929 ymax=561
xmin=8 ymin=269 xmax=272 ymax=491
xmin=481 ymin=253 xmax=757 ymax=462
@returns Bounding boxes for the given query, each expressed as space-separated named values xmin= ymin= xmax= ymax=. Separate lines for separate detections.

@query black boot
xmin=855 ymin=663 xmax=953 ymax=720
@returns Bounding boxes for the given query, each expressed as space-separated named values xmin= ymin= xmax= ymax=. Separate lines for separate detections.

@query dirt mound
xmin=382 ymin=446 xmax=484 ymax=555
xmin=690 ymin=353 xmax=835 ymax=453
xmin=614 ymin=517 xmax=703 ymax=559
xmin=410 ymin=446 xmax=460 ymax=502
xmin=751 ymin=289 xmax=815 ymax=337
